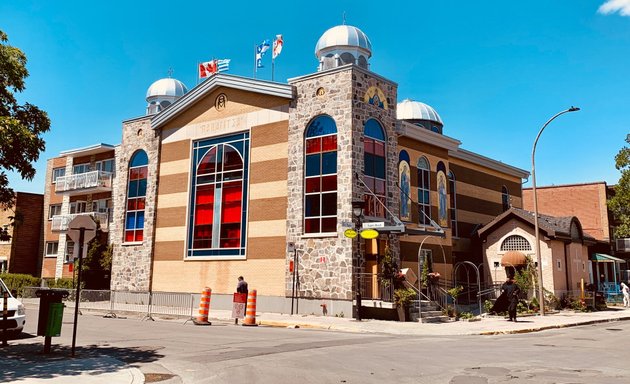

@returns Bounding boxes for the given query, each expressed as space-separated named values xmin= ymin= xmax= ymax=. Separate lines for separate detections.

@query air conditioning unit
xmin=616 ymin=238 xmax=630 ymax=252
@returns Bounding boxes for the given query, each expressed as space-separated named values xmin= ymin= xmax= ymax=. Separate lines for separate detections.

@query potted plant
xmin=394 ymin=287 xmax=416 ymax=322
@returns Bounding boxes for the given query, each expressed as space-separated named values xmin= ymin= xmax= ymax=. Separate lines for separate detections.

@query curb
xmin=478 ymin=316 xmax=630 ymax=335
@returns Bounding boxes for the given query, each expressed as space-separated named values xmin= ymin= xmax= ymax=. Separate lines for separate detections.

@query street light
xmin=352 ymin=200 xmax=365 ymax=321
xmin=532 ymin=106 xmax=580 ymax=316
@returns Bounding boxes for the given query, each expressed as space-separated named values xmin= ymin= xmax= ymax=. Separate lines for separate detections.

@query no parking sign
xmin=232 ymin=293 xmax=247 ymax=319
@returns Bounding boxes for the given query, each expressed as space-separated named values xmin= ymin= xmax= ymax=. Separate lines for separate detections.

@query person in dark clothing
xmin=236 ymin=276 xmax=248 ymax=294
xmin=502 ymin=276 xmax=521 ymax=322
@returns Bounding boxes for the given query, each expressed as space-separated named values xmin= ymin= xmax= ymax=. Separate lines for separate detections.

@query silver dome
xmin=397 ymin=99 xmax=443 ymax=124
xmin=146 ymin=78 xmax=188 ymax=99
xmin=315 ymin=25 xmax=372 ymax=57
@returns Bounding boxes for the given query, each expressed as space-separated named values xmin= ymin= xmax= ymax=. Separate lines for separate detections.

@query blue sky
xmin=2 ymin=0 xmax=630 ymax=193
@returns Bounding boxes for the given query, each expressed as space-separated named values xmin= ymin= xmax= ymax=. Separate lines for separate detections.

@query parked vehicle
xmin=0 ymin=277 xmax=26 ymax=338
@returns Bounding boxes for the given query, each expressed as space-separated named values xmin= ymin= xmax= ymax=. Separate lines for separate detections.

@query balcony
xmin=55 ymin=171 xmax=113 ymax=195
xmin=51 ymin=212 xmax=109 ymax=232
xmin=616 ymin=238 xmax=630 ymax=253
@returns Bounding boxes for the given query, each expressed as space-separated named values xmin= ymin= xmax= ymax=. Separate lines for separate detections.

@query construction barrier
xmin=242 ymin=289 xmax=258 ymax=326
xmin=193 ymin=287 xmax=212 ymax=325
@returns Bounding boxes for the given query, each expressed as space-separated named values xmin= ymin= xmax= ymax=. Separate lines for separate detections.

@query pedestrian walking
xmin=237 ymin=276 xmax=248 ymax=294
xmin=502 ymin=275 xmax=521 ymax=322
xmin=621 ymin=282 xmax=630 ymax=308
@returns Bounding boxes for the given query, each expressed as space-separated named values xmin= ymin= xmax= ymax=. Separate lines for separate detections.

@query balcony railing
xmin=55 ymin=171 xmax=113 ymax=194
xmin=51 ymin=212 xmax=109 ymax=232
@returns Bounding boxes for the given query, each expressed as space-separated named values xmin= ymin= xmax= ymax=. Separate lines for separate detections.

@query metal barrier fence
xmin=22 ymin=287 xmax=198 ymax=320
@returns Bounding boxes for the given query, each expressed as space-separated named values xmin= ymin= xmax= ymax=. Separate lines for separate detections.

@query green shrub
xmin=484 ymin=300 xmax=493 ymax=313
xmin=459 ymin=311 xmax=474 ymax=319
xmin=394 ymin=287 xmax=416 ymax=307
xmin=45 ymin=278 xmax=75 ymax=289
xmin=0 ymin=273 xmax=41 ymax=296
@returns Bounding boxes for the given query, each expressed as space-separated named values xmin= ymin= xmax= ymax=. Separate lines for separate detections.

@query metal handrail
xmin=51 ymin=211 xmax=109 ymax=231
xmin=55 ymin=170 xmax=113 ymax=192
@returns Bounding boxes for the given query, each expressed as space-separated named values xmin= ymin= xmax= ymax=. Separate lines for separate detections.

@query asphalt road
xmin=10 ymin=308 xmax=630 ymax=383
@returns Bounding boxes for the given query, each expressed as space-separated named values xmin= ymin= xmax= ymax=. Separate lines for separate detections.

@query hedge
xmin=0 ymin=273 xmax=41 ymax=296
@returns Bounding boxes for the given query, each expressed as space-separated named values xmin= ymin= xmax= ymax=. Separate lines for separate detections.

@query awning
xmin=591 ymin=253 xmax=626 ymax=263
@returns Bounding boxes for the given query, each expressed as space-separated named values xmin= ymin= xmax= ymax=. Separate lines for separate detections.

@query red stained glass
xmin=304 ymin=218 xmax=319 ymax=234
xmin=130 ymin=168 xmax=140 ymax=181
xmin=364 ymin=138 xmax=374 ymax=154
xmin=137 ymin=166 xmax=148 ymax=180
xmin=136 ymin=198 xmax=146 ymax=210
xmin=375 ymin=179 xmax=386 ymax=194
xmin=198 ymin=148 xmax=217 ymax=174
xmin=223 ymin=146 xmax=242 ymax=171
xmin=321 ymin=175 xmax=336 ymax=192
xmin=321 ymin=135 xmax=337 ymax=152
xmin=221 ymin=182 xmax=242 ymax=224
xmin=127 ymin=199 xmax=137 ymax=211
xmin=125 ymin=231 xmax=135 ymax=242
xmin=305 ymin=138 xmax=321 ymax=154
xmin=196 ymin=185 xmax=215 ymax=204
xmin=374 ymin=142 xmax=385 ymax=157
xmin=135 ymin=230 xmax=143 ymax=242
xmin=305 ymin=177 xmax=320 ymax=193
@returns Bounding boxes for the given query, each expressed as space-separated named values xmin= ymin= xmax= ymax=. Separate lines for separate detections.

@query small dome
xmin=501 ymin=251 xmax=528 ymax=267
xmin=315 ymin=25 xmax=372 ymax=71
xmin=146 ymin=78 xmax=188 ymax=99
xmin=397 ymin=99 xmax=443 ymax=124
xmin=315 ymin=25 xmax=372 ymax=57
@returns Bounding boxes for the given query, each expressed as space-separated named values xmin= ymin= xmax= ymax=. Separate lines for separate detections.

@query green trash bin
xmin=45 ymin=302 xmax=64 ymax=337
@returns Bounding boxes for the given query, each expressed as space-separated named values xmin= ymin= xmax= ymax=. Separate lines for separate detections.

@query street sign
xmin=362 ymin=222 xmax=384 ymax=229
xmin=67 ymin=215 xmax=97 ymax=244
xmin=360 ymin=229 xmax=379 ymax=239
xmin=232 ymin=293 xmax=247 ymax=319
xmin=341 ymin=221 xmax=354 ymax=228
xmin=343 ymin=229 xmax=358 ymax=238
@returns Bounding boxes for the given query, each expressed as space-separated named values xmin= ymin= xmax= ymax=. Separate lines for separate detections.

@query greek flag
xmin=256 ymin=39 xmax=271 ymax=69
xmin=217 ymin=59 xmax=230 ymax=72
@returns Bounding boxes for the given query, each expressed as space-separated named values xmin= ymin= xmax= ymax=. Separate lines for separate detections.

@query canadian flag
xmin=199 ymin=60 xmax=218 ymax=79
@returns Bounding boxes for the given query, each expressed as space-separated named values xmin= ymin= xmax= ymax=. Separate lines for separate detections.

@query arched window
xmin=448 ymin=171 xmax=458 ymax=237
xmin=502 ymin=185 xmax=510 ymax=212
xmin=398 ymin=150 xmax=411 ymax=222
xmin=124 ymin=150 xmax=148 ymax=242
xmin=304 ymin=115 xmax=337 ymax=234
xmin=417 ymin=157 xmax=431 ymax=225
xmin=500 ymin=235 xmax=531 ymax=251
xmin=363 ymin=119 xmax=386 ymax=217
xmin=189 ymin=133 xmax=249 ymax=257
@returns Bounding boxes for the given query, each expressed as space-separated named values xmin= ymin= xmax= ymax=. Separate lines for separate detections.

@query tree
xmin=608 ymin=137 xmax=630 ymax=237
xmin=0 ymin=30 xmax=51 ymax=209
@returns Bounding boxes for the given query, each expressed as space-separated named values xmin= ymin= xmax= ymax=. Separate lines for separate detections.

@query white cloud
xmin=598 ymin=0 xmax=630 ymax=16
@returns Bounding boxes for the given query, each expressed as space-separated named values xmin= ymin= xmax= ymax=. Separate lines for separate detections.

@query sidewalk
xmin=6 ymin=304 xmax=630 ymax=384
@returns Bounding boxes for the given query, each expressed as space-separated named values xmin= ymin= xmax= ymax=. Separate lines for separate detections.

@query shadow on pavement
xmin=0 ymin=337 xmax=163 ymax=382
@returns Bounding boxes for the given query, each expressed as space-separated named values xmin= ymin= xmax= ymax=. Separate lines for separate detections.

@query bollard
xmin=242 ymin=290 xmax=258 ymax=326
xmin=193 ymin=287 xmax=212 ymax=326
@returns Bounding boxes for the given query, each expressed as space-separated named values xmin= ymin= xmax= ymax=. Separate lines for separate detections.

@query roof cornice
xmin=152 ymin=74 xmax=295 ymax=130
xmin=288 ymin=63 xmax=397 ymax=87
xmin=449 ymin=148 xmax=529 ymax=179
xmin=60 ymin=143 xmax=117 ymax=157
xmin=397 ymin=120 xmax=461 ymax=151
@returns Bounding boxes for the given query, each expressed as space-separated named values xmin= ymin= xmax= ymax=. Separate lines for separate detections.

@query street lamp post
xmin=532 ymin=106 xmax=580 ymax=316
xmin=352 ymin=200 xmax=366 ymax=321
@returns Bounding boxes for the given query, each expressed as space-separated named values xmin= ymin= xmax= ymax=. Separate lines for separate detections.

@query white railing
xmin=55 ymin=170 xmax=112 ymax=193
xmin=51 ymin=211 xmax=109 ymax=231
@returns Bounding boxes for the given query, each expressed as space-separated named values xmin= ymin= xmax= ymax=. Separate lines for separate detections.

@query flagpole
xmin=253 ymin=44 xmax=256 ymax=79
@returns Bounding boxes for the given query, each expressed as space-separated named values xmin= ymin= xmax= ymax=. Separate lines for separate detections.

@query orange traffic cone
xmin=193 ymin=287 xmax=212 ymax=325
xmin=242 ymin=290 xmax=258 ymax=326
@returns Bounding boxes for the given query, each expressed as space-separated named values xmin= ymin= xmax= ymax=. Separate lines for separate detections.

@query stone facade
xmin=110 ymin=117 xmax=158 ymax=291
xmin=286 ymin=65 xmax=399 ymax=301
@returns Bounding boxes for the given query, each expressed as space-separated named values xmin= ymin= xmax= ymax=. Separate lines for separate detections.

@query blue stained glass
xmin=305 ymin=154 xmax=321 ymax=177
xmin=138 ymin=179 xmax=147 ymax=197
xmin=136 ymin=211 xmax=145 ymax=229
xmin=126 ymin=213 xmax=136 ymax=229
xmin=128 ymin=180 xmax=138 ymax=197
xmin=305 ymin=195 xmax=320 ymax=217
xmin=399 ymin=150 xmax=410 ymax=163
xmin=306 ymin=115 xmax=337 ymax=137
xmin=130 ymin=150 xmax=148 ymax=167
xmin=321 ymin=152 xmax=337 ymax=175
xmin=365 ymin=153 xmax=375 ymax=176
xmin=365 ymin=119 xmax=385 ymax=140
xmin=375 ymin=157 xmax=386 ymax=179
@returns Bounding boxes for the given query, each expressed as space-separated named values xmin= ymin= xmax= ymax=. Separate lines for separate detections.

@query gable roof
xmin=151 ymin=73 xmax=295 ymax=130
xmin=478 ymin=207 xmax=596 ymax=244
